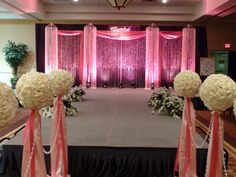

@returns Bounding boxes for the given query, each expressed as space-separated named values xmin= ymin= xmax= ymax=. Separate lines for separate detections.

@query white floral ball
xmin=49 ymin=69 xmax=74 ymax=96
xmin=0 ymin=82 xmax=18 ymax=128
xmin=174 ymin=70 xmax=201 ymax=97
xmin=199 ymin=74 xmax=236 ymax=112
xmin=16 ymin=71 xmax=53 ymax=110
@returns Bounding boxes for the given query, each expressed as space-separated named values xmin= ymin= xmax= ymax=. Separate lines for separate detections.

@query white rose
xmin=0 ymin=82 xmax=18 ymax=128
xmin=49 ymin=69 xmax=74 ymax=96
xmin=16 ymin=71 xmax=53 ymax=110
xmin=199 ymin=74 xmax=236 ymax=111
xmin=174 ymin=70 xmax=201 ymax=98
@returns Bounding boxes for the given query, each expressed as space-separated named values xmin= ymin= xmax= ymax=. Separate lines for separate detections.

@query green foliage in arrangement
xmin=3 ymin=40 xmax=29 ymax=76
xmin=148 ymin=87 xmax=184 ymax=119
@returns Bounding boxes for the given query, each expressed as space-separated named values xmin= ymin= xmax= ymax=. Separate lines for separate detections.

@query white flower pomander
xmin=233 ymin=100 xmax=236 ymax=117
xmin=174 ymin=70 xmax=201 ymax=98
xmin=0 ymin=82 xmax=18 ymax=128
xmin=49 ymin=69 xmax=74 ymax=96
xmin=16 ymin=71 xmax=53 ymax=110
xmin=199 ymin=74 xmax=236 ymax=112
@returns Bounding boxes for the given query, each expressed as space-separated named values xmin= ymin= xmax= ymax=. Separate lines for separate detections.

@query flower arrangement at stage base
xmin=148 ymin=87 xmax=184 ymax=119
xmin=199 ymin=74 xmax=236 ymax=177
xmin=49 ymin=69 xmax=74 ymax=96
xmin=0 ymin=82 xmax=18 ymax=128
xmin=16 ymin=71 xmax=53 ymax=109
xmin=199 ymin=74 xmax=236 ymax=112
xmin=148 ymin=87 xmax=171 ymax=110
xmin=174 ymin=70 xmax=201 ymax=98
xmin=69 ymin=86 xmax=86 ymax=102
xmin=162 ymin=95 xmax=184 ymax=119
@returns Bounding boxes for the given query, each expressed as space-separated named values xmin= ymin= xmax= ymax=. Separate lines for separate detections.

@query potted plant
xmin=2 ymin=40 xmax=29 ymax=88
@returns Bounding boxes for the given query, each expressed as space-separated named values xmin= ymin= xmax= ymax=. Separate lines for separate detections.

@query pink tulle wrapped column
xmin=205 ymin=112 xmax=223 ymax=177
xmin=21 ymin=110 xmax=47 ymax=177
xmin=83 ymin=23 xmax=97 ymax=88
xmin=145 ymin=24 xmax=160 ymax=89
xmin=175 ymin=97 xmax=197 ymax=177
xmin=181 ymin=27 xmax=196 ymax=71
xmin=50 ymin=96 xmax=68 ymax=177
xmin=45 ymin=23 xmax=58 ymax=73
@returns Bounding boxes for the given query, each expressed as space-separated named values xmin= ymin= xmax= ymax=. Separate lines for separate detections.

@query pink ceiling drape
xmin=83 ymin=24 xmax=97 ymax=88
xmin=45 ymin=23 xmax=58 ymax=73
xmin=181 ymin=27 xmax=196 ymax=71
xmin=97 ymin=31 xmax=145 ymax=40
xmin=145 ymin=24 xmax=160 ymax=89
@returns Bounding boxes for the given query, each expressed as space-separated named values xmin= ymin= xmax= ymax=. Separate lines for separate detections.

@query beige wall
xmin=206 ymin=23 xmax=236 ymax=51
xmin=0 ymin=24 xmax=35 ymax=85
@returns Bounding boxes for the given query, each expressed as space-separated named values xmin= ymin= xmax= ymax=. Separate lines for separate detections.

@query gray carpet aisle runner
xmin=4 ymin=88 xmax=207 ymax=148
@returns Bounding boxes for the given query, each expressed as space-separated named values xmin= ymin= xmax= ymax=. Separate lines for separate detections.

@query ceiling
xmin=0 ymin=0 xmax=235 ymax=23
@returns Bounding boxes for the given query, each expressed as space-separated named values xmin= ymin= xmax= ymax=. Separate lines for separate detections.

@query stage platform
xmin=0 ymin=88 xmax=208 ymax=177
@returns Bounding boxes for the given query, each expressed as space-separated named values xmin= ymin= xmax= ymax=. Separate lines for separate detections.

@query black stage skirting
xmin=0 ymin=145 xmax=207 ymax=177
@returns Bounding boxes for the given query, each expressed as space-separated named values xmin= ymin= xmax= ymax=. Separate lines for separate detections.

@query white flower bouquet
xmin=148 ymin=87 xmax=171 ymax=110
xmin=162 ymin=95 xmax=184 ymax=119
xmin=69 ymin=86 xmax=86 ymax=102
xmin=200 ymin=74 xmax=236 ymax=111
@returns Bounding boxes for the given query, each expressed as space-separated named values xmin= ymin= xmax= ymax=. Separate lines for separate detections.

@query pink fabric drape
xmin=145 ymin=25 xmax=160 ymax=89
xmin=159 ymin=31 xmax=182 ymax=86
xmin=205 ymin=112 xmax=223 ymax=177
xmin=96 ymin=36 xmax=145 ymax=87
xmin=97 ymin=31 xmax=145 ymax=40
xmin=21 ymin=110 xmax=47 ymax=177
xmin=175 ymin=97 xmax=196 ymax=177
xmin=45 ymin=23 xmax=58 ymax=73
xmin=58 ymin=31 xmax=83 ymax=85
xmin=181 ymin=27 xmax=196 ymax=71
xmin=83 ymin=24 xmax=97 ymax=88
xmin=50 ymin=96 xmax=68 ymax=177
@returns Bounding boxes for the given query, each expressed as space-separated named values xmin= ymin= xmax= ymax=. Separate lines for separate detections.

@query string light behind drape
xmin=83 ymin=23 xmax=97 ymax=88
xmin=181 ymin=26 xmax=196 ymax=71
xmin=45 ymin=23 xmax=58 ymax=73
xmin=145 ymin=24 xmax=160 ymax=89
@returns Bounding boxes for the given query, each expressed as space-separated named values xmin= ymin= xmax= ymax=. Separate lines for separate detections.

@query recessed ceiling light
xmin=73 ymin=0 xmax=79 ymax=2
xmin=162 ymin=0 xmax=167 ymax=3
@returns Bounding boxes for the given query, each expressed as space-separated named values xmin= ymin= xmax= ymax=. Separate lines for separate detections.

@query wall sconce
xmin=103 ymin=81 xmax=108 ymax=88
xmin=86 ymin=81 xmax=91 ymax=88
xmin=119 ymin=82 xmax=123 ymax=88
xmin=131 ymin=81 xmax=136 ymax=89
xmin=151 ymin=83 xmax=155 ymax=90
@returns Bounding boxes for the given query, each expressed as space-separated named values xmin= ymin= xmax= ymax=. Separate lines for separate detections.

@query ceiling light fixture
xmin=162 ymin=0 xmax=167 ymax=3
xmin=106 ymin=0 xmax=134 ymax=10
xmin=73 ymin=0 xmax=79 ymax=2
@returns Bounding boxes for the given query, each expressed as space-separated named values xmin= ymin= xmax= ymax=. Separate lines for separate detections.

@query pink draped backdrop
xmin=160 ymin=31 xmax=182 ymax=86
xmin=45 ymin=24 xmax=196 ymax=88
xmin=96 ymin=35 xmax=146 ymax=87
xmin=58 ymin=31 xmax=83 ymax=85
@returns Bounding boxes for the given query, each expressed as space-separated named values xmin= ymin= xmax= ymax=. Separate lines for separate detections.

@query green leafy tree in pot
xmin=2 ymin=40 xmax=29 ymax=88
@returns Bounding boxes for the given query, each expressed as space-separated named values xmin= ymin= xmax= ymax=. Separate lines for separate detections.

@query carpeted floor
xmin=4 ymin=88 xmax=206 ymax=148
